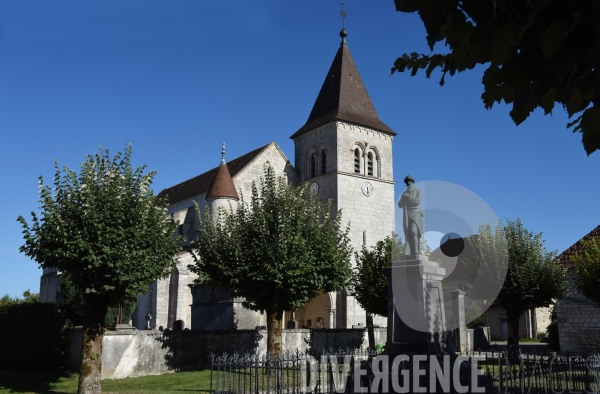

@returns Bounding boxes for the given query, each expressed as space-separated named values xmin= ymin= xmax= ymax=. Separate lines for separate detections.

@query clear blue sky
xmin=1 ymin=1 xmax=598 ymax=298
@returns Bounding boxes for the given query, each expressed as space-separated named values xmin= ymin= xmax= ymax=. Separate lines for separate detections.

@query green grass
xmin=0 ymin=369 xmax=212 ymax=394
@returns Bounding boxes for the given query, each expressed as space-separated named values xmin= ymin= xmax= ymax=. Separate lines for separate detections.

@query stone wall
xmin=65 ymin=328 xmax=387 ymax=380
xmin=557 ymin=268 xmax=600 ymax=353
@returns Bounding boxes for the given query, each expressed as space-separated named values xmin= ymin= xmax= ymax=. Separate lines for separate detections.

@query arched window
xmin=311 ymin=153 xmax=316 ymax=178
xmin=367 ymin=152 xmax=373 ymax=176
xmin=321 ymin=150 xmax=327 ymax=175
xmin=354 ymin=149 xmax=360 ymax=174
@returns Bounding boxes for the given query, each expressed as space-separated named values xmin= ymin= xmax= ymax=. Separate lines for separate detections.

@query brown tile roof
xmin=158 ymin=144 xmax=268 ymax=205
xmin=558 ymin=225 xmax=600 ymax=265
xmin=206 ymin=162 xmax=239 ymax=200
xmin=290 ymin=39 xmax=396 ymax=139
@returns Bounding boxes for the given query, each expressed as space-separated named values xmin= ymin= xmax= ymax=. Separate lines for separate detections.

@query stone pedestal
xmin=385 ymin=255 xmax=447 ymax=353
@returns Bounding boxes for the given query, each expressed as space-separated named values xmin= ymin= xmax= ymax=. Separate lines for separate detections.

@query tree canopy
xmin=191 ymin=165 xmax=353 ymax=354
xmin=351 ymin=234 xmax=403 ymax=317
xmin=18 ymin=145 xmax=181 ymax=393
xmin=392 ymin=0 xmax=600 ymax=155
xmin=571 ymin=238 xmax=600 ymax=305
xmin=463 ymin=219 xmax=567 ymax=351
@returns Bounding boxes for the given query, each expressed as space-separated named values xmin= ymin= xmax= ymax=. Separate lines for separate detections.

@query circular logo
xmin=391 ymin=180 xmax=508 ymax=333
xmin=361 ymin=182 xmax=373 ymax=197
xmin=309 ymin=182 xmax=319 ymax=195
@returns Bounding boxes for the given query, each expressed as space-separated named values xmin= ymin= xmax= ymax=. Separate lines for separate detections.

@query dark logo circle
xmin=440 ymin=233 xmax=464 ymax=257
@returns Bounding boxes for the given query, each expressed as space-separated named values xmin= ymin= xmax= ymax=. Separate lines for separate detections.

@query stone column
xmin=329 ymin=309 xmax=335 ymax=329
xmin=385 ymin=254 xmax=447 ymax=353
xmin=452 ymin=289 xmax=468 ymax=353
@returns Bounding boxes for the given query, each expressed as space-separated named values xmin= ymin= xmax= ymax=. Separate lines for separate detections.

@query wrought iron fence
xmin=210 ymin=348 xmax=378 ymax=394
xmin=462 ymin=351 xmax=600 ymax=394
xmin=210 ymin=349 xmax=600 ymax=394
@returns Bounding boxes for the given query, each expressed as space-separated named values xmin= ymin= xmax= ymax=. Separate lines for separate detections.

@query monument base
xmin=385 ymin=255 xmax=448 ymax=354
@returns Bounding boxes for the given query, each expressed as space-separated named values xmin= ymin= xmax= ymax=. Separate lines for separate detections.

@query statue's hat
xmin=404 ymin=175 xmax=415 ymax=183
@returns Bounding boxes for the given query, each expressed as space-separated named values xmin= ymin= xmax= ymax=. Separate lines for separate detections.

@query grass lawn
xmin=0 ymin=369 xmax=212 ymax=394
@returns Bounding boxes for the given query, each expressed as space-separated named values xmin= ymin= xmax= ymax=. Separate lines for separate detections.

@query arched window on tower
xmin=311 ymin=153 xmax=316 ymax=178
xmin=367 ymin=152 xmax=373 ymax=177
xmin=321 ymin=150 xmax=327 ymax=175
xmin=354 ymin=149 xmax=360 ymax=174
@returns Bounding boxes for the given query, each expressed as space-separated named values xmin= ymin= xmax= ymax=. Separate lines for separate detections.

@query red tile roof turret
xmin=206 ymin=161 xmax=239 ymax=200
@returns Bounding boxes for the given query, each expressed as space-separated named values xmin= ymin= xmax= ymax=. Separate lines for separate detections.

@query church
xmin=41 ymin=28 xmax=398 ymax=331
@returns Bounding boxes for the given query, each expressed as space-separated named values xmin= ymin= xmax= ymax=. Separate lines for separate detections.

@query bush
xmin=0 ymin=303 xmax=67 ymax=370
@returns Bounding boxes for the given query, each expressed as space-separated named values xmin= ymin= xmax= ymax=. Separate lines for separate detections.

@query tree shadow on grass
xmin=0 ymin=369 xmax=75 ymax=394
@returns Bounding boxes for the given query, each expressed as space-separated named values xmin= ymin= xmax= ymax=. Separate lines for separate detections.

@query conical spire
xmin=207 ymin=143 xmax=239 ymax=200
xmin=291 ymin=29 xmax=396 ymax=139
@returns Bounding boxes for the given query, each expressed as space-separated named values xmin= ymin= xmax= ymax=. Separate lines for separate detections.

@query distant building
xmin=556 ymin=225 xmax=600 ymax=352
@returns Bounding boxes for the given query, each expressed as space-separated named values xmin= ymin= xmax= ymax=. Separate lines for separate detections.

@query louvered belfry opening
xmin=321 ymin=150 xmax=327 ymax=175
xmin=367 ymin=152 xmax=373 ymax=176
xmin=311 ymin=153 xmax=316 ymax=178
xmin=354 ymin=149 xmax=360 ymax=174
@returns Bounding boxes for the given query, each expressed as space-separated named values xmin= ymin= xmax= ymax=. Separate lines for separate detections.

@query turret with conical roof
xmin=207 ymin=143 xmax=239 ymax=222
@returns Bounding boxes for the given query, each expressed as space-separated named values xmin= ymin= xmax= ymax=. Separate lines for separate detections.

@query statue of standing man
xmin=398 ymin=175 xmax=424 ymax=255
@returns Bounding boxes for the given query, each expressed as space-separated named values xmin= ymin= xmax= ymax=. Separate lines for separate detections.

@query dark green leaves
xmin=392 ymin=0 xmax=600 ymax=155
xmin=191 ymin=165 xmax=353 ymax=315
xmin=572 ymin=238 xmax=600 ymax=305
xmin=17 ymin=145 xmax=181 ymax=309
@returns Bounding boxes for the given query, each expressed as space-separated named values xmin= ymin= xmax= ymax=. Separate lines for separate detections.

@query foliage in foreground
xmin=0 ymin=303 xmax=67 ymax=370
xmin=17 ymin=145 xmax=182 ymax=393
xmin=0 ymin=289 xmax=39 ymax=306
xmin=191 ymin=165 xmax=352 ymax=354
xmin=463 ymin=218 xmax=567 ymax=351
xmin=351 ymin=234 xmax=403 ymax=317
xmin=571 ymin=238 xmax=600 ymax=306
xmin=392 ymin=0 xmax=600 ymax=155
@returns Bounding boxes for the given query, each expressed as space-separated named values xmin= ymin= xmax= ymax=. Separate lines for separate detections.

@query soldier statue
xmin=398 ymin=175 xmax=424 ymax=255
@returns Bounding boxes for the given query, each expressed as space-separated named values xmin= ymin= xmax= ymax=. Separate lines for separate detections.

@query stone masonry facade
xmin=557 ymin=268 xmax=600 ymax=353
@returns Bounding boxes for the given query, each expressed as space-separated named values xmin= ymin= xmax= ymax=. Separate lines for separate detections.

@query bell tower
xmin=291 ymin=28 xmax=396 ymax=328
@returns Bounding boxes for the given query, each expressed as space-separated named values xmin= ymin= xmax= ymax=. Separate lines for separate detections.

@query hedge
xmin=0 ymin=303 xmax=67 ymax=370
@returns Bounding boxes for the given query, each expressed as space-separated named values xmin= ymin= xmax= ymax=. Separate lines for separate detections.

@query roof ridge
xmin=558 ymin=224 xmax=600 ymax=265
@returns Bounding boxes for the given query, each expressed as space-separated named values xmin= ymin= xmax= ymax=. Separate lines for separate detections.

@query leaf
xmin=565 ymin=85 xmax=583 ymax=117
xmin=578 ymin=107 xmax=600 ymax=155
xmin=540 ymin=11 xmax=582 ymax=60
xmin=490 ymin=26 xmax=515 ymax=66
xmin=540 ymin=89 xmax=556 ymax=115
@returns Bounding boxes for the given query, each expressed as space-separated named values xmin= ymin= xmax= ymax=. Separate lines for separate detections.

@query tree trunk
xmin=266 ymin=310 xmax=282 ymax=356
xmin=78 ymin=300 xmax=107 ymax=394
xmin=506 ymin=309 xmax=521 ymax=354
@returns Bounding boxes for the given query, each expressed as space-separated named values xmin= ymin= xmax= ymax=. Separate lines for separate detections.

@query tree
xmin=463 ymin=219 xmax=567 ymax=351
xmin=191 ymin=165 xmax=353 ymax=354
xmin=392 ymin=0 xmax=600 ymax=155
xmin=0 ymin=289 xmax=39 ymax=306
xmin=571 ymin=238 xmax=600 ymax=305
xmin=351 ymin=234 xmax=403 ymax=317
xmin=18 ymin=145 xmax=181 ymax=394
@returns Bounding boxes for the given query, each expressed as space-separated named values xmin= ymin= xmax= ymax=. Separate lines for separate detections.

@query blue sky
xmin=1 ymin=1 xmax=598 ymax=298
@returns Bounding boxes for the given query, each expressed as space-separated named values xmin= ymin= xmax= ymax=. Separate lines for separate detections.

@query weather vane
xmin=339 ymin=1 xmax=348 ymax=28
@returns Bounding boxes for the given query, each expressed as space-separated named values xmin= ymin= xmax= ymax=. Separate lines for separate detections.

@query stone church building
xmin=41 ymin=29 xmax=397 ymax=331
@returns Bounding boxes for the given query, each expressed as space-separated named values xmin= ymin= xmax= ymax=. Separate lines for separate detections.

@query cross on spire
xmin=221 ymin=142 xmax=226 ymax=164
xmin=339 ymin=1 xmax=347 ymax=28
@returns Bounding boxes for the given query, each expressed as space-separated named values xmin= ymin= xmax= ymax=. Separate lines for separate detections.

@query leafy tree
xmin=571 ymin=238 xmax=600 ymax=305
xmin=463 ymin=219 xmax=567 ymax=351
xmin=465 ymin=301 xmax=485 ymax=329
xmin=191 ymin=165 xmax=352 ymax=354
xmin=0 ymin=289 xmax=39 ymax=306
xmin=351 ymin=234 xmax=403 ymax=317
xmin=392 ymin=0 xmax=600 ymax=155
xmin=18 ymin=145 xmax=181 ymax=393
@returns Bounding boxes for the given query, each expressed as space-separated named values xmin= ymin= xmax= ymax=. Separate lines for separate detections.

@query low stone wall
xmin=65 ymin=328 xmax=386 ymax=380
xmin=557 ymin=269 xmax=600 ymax=353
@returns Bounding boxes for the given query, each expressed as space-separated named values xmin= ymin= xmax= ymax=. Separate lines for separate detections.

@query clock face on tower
xmin=361 ymin=182 xmax=373 ymax=197
xmin=309 ymin=182 xmax=319 ymax=195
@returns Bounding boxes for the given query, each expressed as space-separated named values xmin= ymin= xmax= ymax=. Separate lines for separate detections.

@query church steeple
xmin=290 ymin=29 xmax=396 ymax=139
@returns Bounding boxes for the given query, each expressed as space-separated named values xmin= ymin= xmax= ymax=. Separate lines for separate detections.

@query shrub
xmin=545 ymin=305 xmax=560 ymax=351
xmin=0 ymin=303 xmax=67 ymax=370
